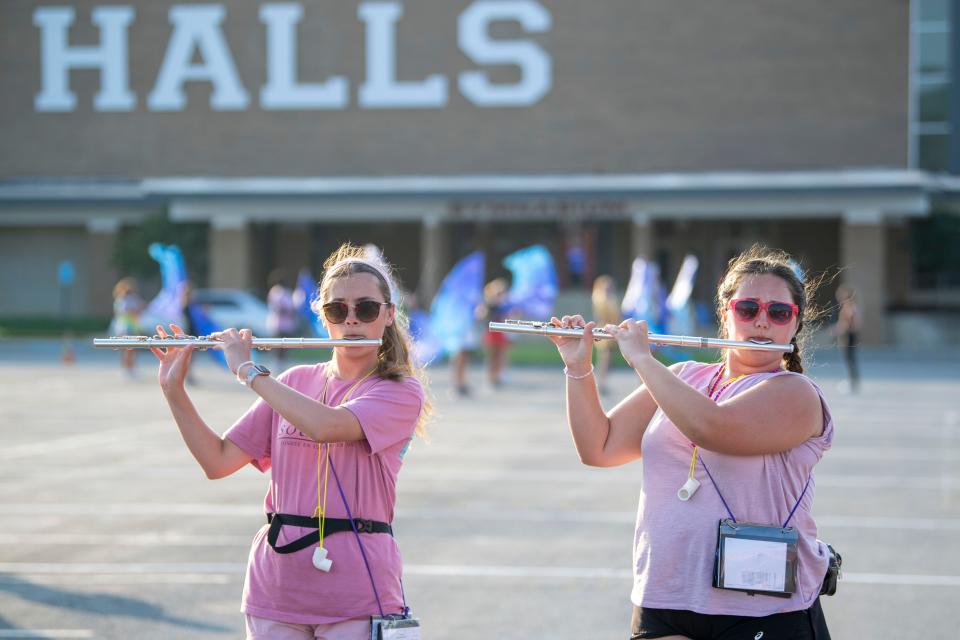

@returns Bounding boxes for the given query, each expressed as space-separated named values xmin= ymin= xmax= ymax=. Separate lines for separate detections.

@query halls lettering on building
xmin=32 ymin=2 xmax=553 ymax=112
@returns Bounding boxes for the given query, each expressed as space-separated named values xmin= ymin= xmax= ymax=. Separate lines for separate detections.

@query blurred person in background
xmin=110 ymin=276 xmax=144 ymax=379
xmin=833 ymin=284 xmax=862 ymax=394
xmin=267 ymin=269 xmax=299 ymax=368
xmin=478 ymin=277 xmax=512 ymax=389
xmin=450 ymin=348 xmax=472 ymax=397
xmin=592 ymin=275 xmax=621 ymax=395
xmin=550 ymin=246 xmax=834 ymax=640
xmin=150 ymin=243 xmax=430 ymax=640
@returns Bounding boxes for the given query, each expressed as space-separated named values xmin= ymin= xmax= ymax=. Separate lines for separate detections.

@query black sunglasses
xmin=321 ymin=300 xmax=390 ymax=324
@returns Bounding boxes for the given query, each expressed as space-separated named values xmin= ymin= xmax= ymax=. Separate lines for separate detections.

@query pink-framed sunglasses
xmin=729 ymin=298 xmax=799 ymax=325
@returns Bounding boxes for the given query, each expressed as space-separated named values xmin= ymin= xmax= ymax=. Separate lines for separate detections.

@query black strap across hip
xmin=266 ymin=512 xmax=393 ymax=555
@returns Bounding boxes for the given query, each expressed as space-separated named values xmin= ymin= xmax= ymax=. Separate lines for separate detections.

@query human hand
xmin=548 ymin=315 xmax=595 ymax=375
xmin=603 ymin=319 xmax=653 ymax=369
xmin=212 ymin=328 xmax=254 ymax=376
xmin=150 ymin=324 xmax=194 ymax=392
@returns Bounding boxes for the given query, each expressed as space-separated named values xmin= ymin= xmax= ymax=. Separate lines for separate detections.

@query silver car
xmin=191 ymin=288 xmax=270 ymax=337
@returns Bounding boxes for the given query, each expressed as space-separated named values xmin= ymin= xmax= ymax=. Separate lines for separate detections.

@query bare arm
xmin=247 ymin=373 xmax=364 ymax=443
xmin=551 ymin=315 xmax=679 ymax=467
xmin=219 ymin=328 xmax=365 ymax=444
xmin=152 ymin=324 xmax=252 ymax=480
xmin=633 ymin=354 xmax=821 ymax=454
xmin=614 ymin=321 xmax=823 ymax=456
xmin=161 ymin=386 xmax=254 ymax=479
xmin=568 ymin=363 xmax=684 ymax=467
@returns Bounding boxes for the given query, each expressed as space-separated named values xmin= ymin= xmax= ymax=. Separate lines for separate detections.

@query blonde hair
xmin=591 ymin=275 xmax=615 ymax=306
xmin=314 ymin=243 xmax=433 ymax=436
xmin=112 ymin=277 xmax=136 ymax=300
xmin=716 ymin=245 xmax=828 ymax=373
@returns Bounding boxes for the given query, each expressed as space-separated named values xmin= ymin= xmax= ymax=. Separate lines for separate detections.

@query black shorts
xmin=630 ymin=598 xmax=830 ymax=640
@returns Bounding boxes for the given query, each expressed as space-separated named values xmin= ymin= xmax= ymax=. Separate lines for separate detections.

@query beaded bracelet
xmin=563 ymin=365 xmax=594 ymax=380
xmin=234 ymin=360 xmax=255 ymax=382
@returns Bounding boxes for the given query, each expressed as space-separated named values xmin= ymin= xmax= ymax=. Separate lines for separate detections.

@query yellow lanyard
xmin=316 ymin=368 xmax=376 ymax=550
xmin=688 ymin=369 xmax=747 ymax=480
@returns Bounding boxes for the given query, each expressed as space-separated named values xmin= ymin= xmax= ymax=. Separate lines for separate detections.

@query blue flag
xmin=666 ymin=254 xmax=699 ymax=336
xmin=143 ymin=243 xmax=188 ymax=327
xmin=144 ymin=243 xmax=228 ymax=367
xmin=621 ymin=257 xmax=668 ymax=334
xmin=503 ymin=245 xmax=558 ymax=319
xmin=294 ymin=268 xmax=328 ymax=338
xmin=420 ymin=251 xmax=485 ymax=363
xmin=187 ymin=302 xmax=229 ymax=369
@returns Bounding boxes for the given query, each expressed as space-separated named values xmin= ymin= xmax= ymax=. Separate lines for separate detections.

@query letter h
xmin=34 ymin=6 xmax=136 ymax=112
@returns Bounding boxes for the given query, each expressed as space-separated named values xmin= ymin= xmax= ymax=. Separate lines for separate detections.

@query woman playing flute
xmin=550 ymin=246 xmax=834 ymax=640
xmin=151 ymin=243 xmax=430 ymax=640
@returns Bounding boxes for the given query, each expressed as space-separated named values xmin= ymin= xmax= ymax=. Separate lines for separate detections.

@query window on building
xmin=910 ymin=0 xmax=952 ymax=172
xmin=911 ymin=211 xmax=960 ymax=289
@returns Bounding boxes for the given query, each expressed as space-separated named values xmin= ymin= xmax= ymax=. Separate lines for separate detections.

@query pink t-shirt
xmin=631 ymin=361 xmax=834 ymax=616
xmin=224 ymin=362 xmax=424 ymax=624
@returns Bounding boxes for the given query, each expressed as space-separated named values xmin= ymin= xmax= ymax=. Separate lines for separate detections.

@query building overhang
xmin=0 ymin=169 xmax=944 ymax=225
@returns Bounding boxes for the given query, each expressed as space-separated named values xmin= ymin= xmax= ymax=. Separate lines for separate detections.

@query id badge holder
xmin=371 ymin=614 xmax=421 ymax=640
xmin=712 ymin=518 xmax=798 ymax=598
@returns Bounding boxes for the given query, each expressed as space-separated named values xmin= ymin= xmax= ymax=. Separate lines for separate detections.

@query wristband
xmin=234 ymin=360 xmax=255 ymax=382
xmin=563 ymin=365 xmax=594 ymax=380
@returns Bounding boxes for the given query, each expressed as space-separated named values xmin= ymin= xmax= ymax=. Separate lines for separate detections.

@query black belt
xmin=266 ymin=512 xmax=393 ymax=555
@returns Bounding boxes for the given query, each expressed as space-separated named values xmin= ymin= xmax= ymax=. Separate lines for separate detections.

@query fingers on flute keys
xmin=562 ymin=314 xmax=583 ymax=328
xmin=151 ymin=323 xmax=188 ymax=359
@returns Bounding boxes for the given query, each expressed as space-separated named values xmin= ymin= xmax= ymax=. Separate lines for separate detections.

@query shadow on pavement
xmin=0 ymin=574 xmax=230 ymax=633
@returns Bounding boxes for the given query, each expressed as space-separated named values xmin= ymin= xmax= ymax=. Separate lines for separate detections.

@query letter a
xmin=147 ymin=4 xmax=249 ymax=111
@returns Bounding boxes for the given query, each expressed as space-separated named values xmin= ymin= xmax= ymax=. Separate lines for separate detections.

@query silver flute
xmin=93 ymin=336 xmax=382 ymax=350
xmin=488 ymin=320 xmax=794 ymax=353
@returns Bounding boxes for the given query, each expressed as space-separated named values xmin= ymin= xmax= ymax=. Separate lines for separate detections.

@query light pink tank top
xmin=630 ymin=361 xmax=834 ymax=616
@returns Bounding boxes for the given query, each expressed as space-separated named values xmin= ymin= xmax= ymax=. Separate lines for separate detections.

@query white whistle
xmin=677 ymin=477 xmax=701 ymax=501
xmin=312 ymin=546 xmax=333 ymax=572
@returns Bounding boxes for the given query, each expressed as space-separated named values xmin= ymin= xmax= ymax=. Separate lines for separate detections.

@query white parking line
xmin=815 ymin=475 xmax=958 ymax=490
xmin=0 ymin=532 xmax=253 ymax=546
xmin=816 ymin=516 xmax=960 ymax=531
xmin=404 ymin=567 xmax=960 ymax=587
xmin=2 ymin=469 xmax=958 ymax=491
xmin=0 ymin=562 xmax=245 ymax=573
xmin=0 ymin=427 xmax=150 ymax=461
xmin=406 ymin=564 xmax=631 ymax=579
xmin=391 ymin=470 xmax=960 ymax=490
xmin=1 ymin=562 xmax=958 ymax=588
xmin=0 ymin=503 xmax=262 ymax=516
xmin=1 ymin=505 xmax=959 ymax=532
xmin=825 ymin=447 xmax=960 ymax=462
xmin=0 ymin=574 xmax=232 ymax=585
xmin=0 ymin=632 xmax=93 ymax=639
xmin=841 ymin=573 xmax=960 ymax=587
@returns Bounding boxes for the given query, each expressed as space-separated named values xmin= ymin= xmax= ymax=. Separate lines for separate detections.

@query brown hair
xmin=314 ymin=243 xmax=433 ymax=436
xmin=715 ymin=245 xmax=827 ymax=373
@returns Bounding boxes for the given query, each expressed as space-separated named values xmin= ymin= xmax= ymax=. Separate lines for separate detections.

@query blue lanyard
xmin=700 ymin=365 xmax=811 ymax=528
xmin=699 ymin=454 xmax=811 ymax=528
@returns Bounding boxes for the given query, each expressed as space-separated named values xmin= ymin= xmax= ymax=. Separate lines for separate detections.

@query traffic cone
xmin=62 ymin=331 xmax=76 ymax=365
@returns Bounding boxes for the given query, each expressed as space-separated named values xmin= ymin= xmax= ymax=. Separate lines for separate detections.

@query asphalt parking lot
xmin=0 ymin=338 xmax=958 ymax=639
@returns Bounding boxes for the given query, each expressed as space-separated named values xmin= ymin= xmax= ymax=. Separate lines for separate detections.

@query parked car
xmin=191 ymin=288 xmax=270 ymax=336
